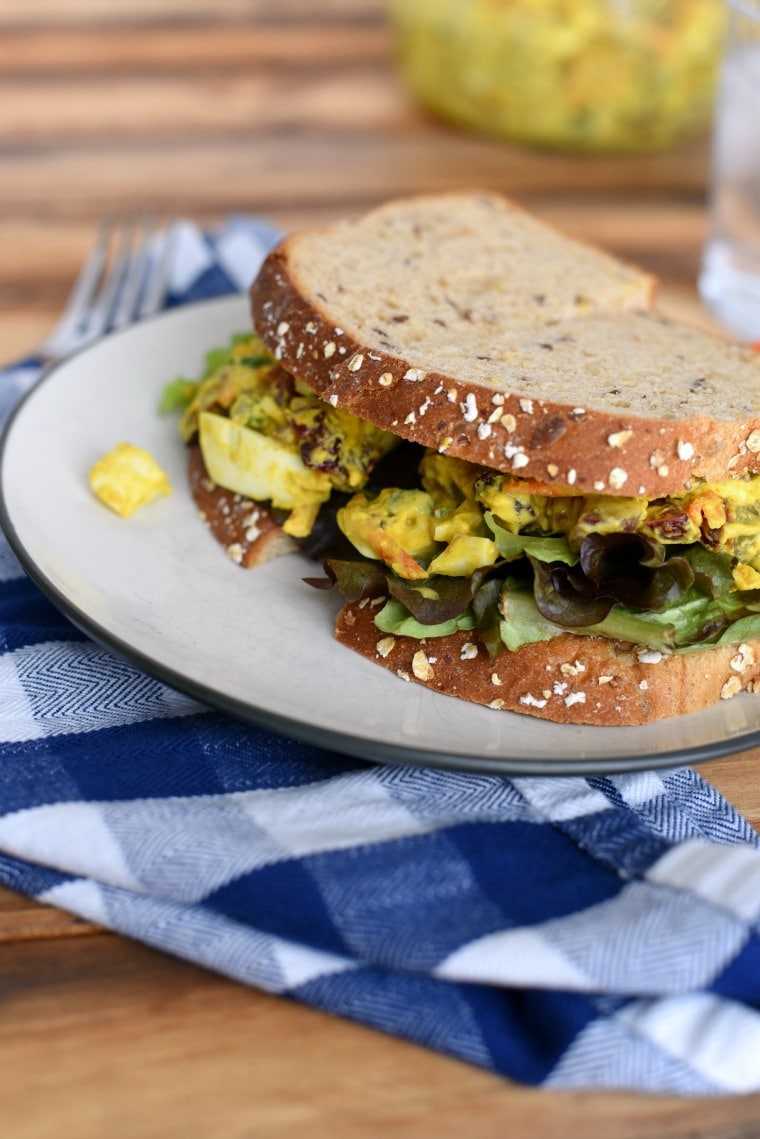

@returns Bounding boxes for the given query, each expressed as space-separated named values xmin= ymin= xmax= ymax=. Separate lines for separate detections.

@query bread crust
xmin=335 ymin=598 xmax=760 ymax=726
xmin=187 ymin=444 xmax=295 ymax=567
xmin=250 ymin=192 xmax=760 ymax=498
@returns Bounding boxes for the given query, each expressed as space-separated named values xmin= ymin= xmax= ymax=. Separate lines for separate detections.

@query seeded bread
xmin=187 ymin=445 xmax=295 ymax=567
xmin=335 ymin=599 xmax=760 ymax=726
xmin=251 ymin=191 xmax=760 ymax=497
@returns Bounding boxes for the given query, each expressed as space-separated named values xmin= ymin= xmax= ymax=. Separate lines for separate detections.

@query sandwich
xmin=168 ymin=191 xmax=760 ymax=726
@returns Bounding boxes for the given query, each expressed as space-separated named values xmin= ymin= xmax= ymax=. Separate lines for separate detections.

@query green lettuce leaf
xmin=159 ymin=376 xmax=199 ymax=413
xmin=374 ymin=598 xmax=475 ymax=639
xmin=484 ymin=513 xmax=578 ymax=565
xmin=497 ymin=589 xmax=565 ymax=651
xmin=716 ymin=614 xmax=760 ymax=645
xmin=499 ymin=582 xmax=760 ymax=654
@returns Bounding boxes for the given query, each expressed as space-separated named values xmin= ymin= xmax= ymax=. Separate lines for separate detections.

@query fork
xmin=38 ymin=216 xmax=176 ymax=366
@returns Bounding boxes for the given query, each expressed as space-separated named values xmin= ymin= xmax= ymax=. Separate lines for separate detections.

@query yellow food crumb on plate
xmin=88 ymin=442 xmax=172 ymax=517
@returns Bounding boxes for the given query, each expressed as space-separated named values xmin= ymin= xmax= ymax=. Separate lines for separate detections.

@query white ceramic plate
xmin=2 ymin=295 xmax=760 ymax=775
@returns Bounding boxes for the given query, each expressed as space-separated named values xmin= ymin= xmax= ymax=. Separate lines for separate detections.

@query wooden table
xmin=2 ymin=2 xmax=760 ymax=1134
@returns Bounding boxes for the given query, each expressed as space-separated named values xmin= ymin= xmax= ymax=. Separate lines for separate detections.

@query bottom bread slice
xmin=335 ymin=600 xmax=760 ymax=726
xmin=187 ymin=444 xmax=296 ymax=567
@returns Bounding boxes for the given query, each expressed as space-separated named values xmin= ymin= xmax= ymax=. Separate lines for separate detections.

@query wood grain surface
xmin=2 ymin=2 xmax=760 ymax=1135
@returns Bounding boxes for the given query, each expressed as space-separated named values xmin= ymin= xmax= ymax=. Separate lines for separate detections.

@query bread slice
xmin=335 ymin=598 xmax=760 ymax=726
xmin=187 ymin=444 xmax=295 ymax=567
xmin=251 ymin=191 xmax=760 ymax=497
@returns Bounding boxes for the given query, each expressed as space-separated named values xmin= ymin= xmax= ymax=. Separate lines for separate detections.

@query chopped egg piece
xmin=88 ymin=442 xmax=172 ymax=517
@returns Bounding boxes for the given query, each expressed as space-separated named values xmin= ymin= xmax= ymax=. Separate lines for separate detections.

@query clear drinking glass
xmin=699 ymin=0 xmax=760 ymax=342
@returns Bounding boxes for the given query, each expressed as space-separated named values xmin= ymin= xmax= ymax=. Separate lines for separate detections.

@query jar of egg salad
xmin=387 ymin=0 xmax=726 ymax=151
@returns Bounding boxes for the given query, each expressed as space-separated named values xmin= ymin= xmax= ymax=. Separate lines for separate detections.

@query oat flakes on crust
xmin=334 ymin=599 xmax=760 ymax=726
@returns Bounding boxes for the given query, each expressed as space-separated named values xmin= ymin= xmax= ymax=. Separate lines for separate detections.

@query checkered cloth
xmin=2 ymin=217 xmax=760 ymax=1096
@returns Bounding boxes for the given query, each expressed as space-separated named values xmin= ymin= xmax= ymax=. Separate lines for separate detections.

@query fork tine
xmin=85 ymin=216 xmax=140 ymax=341
xmin=109 ymin=216 xmax=155 ymax=331
xmin=90 ymin=214 xmax=141 ymax=332
xmin=44 ymin=217 xmax=114 ymax=351
xmin=40 ymin=213 xmax=176 ymax=363
xmin=137 ymin=221 xmax=177 ymax=320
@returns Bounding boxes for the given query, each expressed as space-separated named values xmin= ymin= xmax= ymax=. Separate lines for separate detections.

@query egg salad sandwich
xmin=167 ymin=191 xmax=760 ymax=726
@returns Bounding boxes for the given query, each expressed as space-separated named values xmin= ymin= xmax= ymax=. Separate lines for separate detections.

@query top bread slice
xmin=251 ymin=191 xmax=760 ymax=497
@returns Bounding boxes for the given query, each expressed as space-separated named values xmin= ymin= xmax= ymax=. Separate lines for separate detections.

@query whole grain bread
xmin=187 ymin=445 xmax=295 ymax=567
xmin=251 ymin=191 xmax=760 ymax=496
xmin=335 ymin=598 xmax=760 ymax=726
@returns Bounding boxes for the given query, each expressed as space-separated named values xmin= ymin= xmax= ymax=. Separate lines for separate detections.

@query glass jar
xmin=699 ymin=0 xmax=760 ymax=341
xmin=387 ymin=0 xmax=727 ymax=152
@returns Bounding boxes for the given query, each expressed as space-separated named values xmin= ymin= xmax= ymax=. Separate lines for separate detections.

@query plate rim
xmin=3 ymin=295 xmax=760 ymax=777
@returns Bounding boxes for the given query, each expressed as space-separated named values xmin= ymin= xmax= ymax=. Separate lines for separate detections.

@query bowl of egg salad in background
xmin=387 ymin=0 xmax=727 ymax=152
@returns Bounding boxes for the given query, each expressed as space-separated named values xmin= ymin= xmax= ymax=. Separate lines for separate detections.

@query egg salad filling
xmin=164 ymin=334 xmax=760 ymax=658
xmin=329 ymin=450 xmax=760 ymax=657
xmin=162 ymin=333 xmax=398 ymax=538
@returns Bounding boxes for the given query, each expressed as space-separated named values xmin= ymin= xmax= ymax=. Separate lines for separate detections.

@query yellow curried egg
xmin=338 ymin=488 xmax=438 ymax=580
xmin=428 ymin=535 xmax=500 ymax=577
xmin=88 ymin=442 xmax=172 ymax=518
xmin=733 ymin=563 xmax=760 ymax=591
xmin=199 ymin=411 xmax=332 ymax=515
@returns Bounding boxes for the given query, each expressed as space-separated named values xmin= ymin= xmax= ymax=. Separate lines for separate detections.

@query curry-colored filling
xmin=339 ymin=452 xmax=760 ymax=591
xmin=176 ymin=333 xmax=397 ymax=537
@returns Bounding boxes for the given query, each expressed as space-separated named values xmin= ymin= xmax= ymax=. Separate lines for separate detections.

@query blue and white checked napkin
xmin=2 ymin=217 xmax=760 ymax=1097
